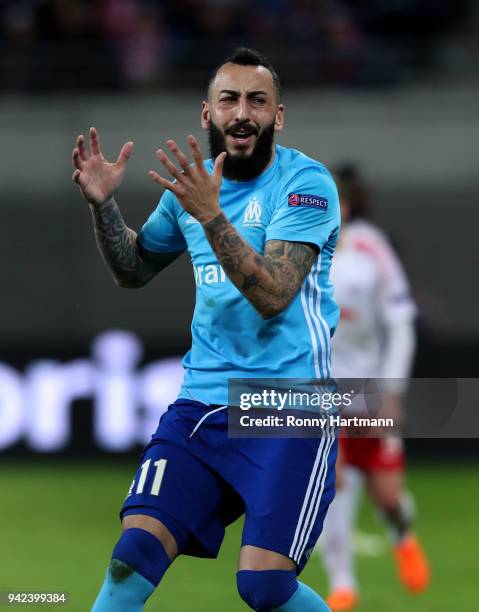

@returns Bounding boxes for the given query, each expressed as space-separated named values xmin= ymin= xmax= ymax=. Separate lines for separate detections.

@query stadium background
xmin=1 ymin=1 xmax=478 ymax=610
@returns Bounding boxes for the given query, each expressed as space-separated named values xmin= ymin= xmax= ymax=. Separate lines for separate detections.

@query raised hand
xmin=149 ymin=135 xmax=226 ymax=225
xmin=72 ymin=127 xmax=134 ymax=207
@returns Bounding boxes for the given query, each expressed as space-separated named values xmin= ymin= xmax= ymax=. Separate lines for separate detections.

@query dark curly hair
xmin=208 ymin=47 xmax=281 ymax=101
xmin=334 ymin=163 xmax=370 ymax=220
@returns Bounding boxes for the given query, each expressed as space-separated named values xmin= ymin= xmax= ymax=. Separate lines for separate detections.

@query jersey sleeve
xmin=378 ymin=244 xmax=416 ymax=325
xmin=369 ymin=232 xmax=416 ymax=326
xmin=265 ymin=166 xmax=340 ymax=250
xmin=138 ymin=190 xmax=187 ymax=253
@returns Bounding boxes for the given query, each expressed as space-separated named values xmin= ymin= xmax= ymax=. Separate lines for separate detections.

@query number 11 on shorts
xmin=129 ymin=459 xmax=168 ymax=497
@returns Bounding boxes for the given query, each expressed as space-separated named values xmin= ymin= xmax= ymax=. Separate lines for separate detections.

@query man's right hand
xmin=72 ymin=126 xmax=133 ymax=207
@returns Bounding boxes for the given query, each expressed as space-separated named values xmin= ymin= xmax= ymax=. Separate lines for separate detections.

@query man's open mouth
xmin=227 ymin=127 xmax=258 ymax=145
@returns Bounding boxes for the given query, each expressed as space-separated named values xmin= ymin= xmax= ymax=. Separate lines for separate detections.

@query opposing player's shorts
xmin=340 ymin=436 xmax=405 ymax=472
xmin=121 ymin=399 xmax=337 ymax=572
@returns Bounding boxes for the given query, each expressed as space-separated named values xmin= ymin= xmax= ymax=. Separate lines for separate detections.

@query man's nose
xmin=234 ymin=97 xmax=249 ymax=121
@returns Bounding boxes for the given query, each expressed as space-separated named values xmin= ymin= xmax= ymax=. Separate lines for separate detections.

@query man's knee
xmin=122 ymin=514 xmax=180 ymax=560
xmin=236 ymin=570 xmax=297 ymax=611
xmin=238 ymin=545 xmax=296 ymax=571
xmin=111 ymin=528 xmax=172 ymax=588
xmin=111 ymin=513 xmax=189 ymax=589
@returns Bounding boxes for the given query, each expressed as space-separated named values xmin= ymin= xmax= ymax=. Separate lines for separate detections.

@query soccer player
xmin=318 ymin=165 xmax=430 ymax=610
xmin=72 ymin=48 xmax=340 ymax=611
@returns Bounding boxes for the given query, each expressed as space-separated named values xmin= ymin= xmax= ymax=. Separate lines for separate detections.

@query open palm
xmin=72 ymin=127 xmax=133 ymax=206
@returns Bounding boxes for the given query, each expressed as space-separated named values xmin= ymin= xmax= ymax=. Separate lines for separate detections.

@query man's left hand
xmin=149 ymin=135 xmax=226 ymax=225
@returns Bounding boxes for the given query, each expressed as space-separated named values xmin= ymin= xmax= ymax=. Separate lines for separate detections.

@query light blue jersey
xmin=139 ymin=144 xmax=340 ymax=405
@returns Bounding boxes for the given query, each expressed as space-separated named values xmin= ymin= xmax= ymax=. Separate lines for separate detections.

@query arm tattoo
xmin=203 ymin=213 xmax=317 ymax=318
xmin=91 ymin=197 xmax=183 ymax=287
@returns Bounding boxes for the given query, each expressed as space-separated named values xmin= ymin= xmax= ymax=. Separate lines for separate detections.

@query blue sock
xmin=237 ymin=570 xmax=298 ymax=610
xmin=274 ymin=581 xmax=331 ymax=612
xmin=91 ymin=528 xmax=171 ymax=611
xmin=237 ymin=570 xmax=330 ymax=612
xmin=91 ymin=564 xmax=155 ymax=612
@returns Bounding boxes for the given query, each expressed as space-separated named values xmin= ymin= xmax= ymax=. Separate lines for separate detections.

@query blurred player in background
xmin=72 ymin=48 xmax=340 ymax=611
xmin=318 ymin=165 xmax=431 ymax=611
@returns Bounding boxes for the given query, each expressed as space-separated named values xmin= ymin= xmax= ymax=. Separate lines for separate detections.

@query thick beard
xmin=208 ymin=120 xmax=275 ymax=181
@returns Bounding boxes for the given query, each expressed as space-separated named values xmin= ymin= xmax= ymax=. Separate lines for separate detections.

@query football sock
xmin=237 ymin=569 xmax=297 ymax=610
xmin=319 ymin=467 xmax=362 ymax=591
xmin=91 ymin=528 xmax=171 ymax=611
xmin=237 ymin=570 xmax=330 ymax=611
xmin=274 ymin=581 xmax=331 ymax=612
xmin=381 ymin=492 xmax=415 ymax=543
xmin=91 ymin=563 xmax=155 ymax=611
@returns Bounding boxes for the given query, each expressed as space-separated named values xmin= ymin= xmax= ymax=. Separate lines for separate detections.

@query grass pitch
xmin=1 ymin=459 xmax=477 ymax=611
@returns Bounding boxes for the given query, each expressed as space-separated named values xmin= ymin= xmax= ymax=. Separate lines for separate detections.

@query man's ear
xmin=274 ymin=104 xmax=285 ymax=132
xmin=201 ymin=101 xmax=210 ymax=130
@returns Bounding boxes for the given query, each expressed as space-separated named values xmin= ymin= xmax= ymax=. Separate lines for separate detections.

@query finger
xmin=188 ymin=135 xmax=207 ymax=176
xmin=166 ymin=140 xmax=191 ymax=174
xmin=77 ymin=134 xmax=89 ymax=161
xmin=148 ymin=170 xmax=181 ymax=195
xmin=89 ymin=126 xmax=102 ymax=156
xmin=72 ymin=148 xmax=83 ymax=170
xmin=156 ymin=148 xmax=183 ymax=181
xmin=116 ymin=141 xmax=134 ymax=167
xmin=213 ymin=151 xmax=227 ymax=181
xmin=72 ymin=169 xmax=81 ymax=184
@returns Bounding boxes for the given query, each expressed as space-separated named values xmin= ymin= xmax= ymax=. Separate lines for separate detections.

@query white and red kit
xmin=330 ymin=219 xmax=416 ymax=471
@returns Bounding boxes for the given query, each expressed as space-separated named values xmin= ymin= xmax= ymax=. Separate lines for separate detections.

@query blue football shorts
xmin=121 ymin=399 xmax=337 ymax=572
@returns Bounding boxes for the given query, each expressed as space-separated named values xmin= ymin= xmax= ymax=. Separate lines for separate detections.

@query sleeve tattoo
xmin=91 ymin=197 xmax=183 ymax=287
xmin=203 ymin=212 xmax=317 ymax=318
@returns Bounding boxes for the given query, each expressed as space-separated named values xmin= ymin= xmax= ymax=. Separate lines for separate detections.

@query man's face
xmin=201 ymin=63 xmax=284 ymax=180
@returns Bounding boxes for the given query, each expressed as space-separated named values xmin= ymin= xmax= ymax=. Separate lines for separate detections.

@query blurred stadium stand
xmin=0 ymin=0 xmax=477 ymax=92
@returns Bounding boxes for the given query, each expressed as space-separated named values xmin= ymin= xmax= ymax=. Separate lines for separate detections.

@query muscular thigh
xmin=238 ymin=545 xmax=296 ymax=571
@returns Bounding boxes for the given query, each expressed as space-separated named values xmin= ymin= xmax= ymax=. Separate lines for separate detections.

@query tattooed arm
xmin=146 ymin=138 xmax=316 ymax=317
xmin=72 ymin=128 xmax=182 ymax=288
xmin=203 ymin=212 xmax=317 ymax=319
xmin=91 ymin=197 xmax=183 ymax=288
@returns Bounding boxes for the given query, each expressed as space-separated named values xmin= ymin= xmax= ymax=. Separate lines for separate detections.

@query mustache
xmin=224 ymin=122 xmax=259 ymax=136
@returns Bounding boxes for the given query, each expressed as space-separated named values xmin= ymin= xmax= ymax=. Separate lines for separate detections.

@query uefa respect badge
xmin=288 ymin=193 xmax=328 ymax=210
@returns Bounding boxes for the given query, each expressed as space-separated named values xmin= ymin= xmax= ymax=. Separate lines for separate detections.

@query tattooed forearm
xmin=91 ymin=197 xmax=140 ymax=281
xmin=90 ymin=197 xmax=181 ymax=287
xmin=203 ymin=213 xmax=317 ymax=318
